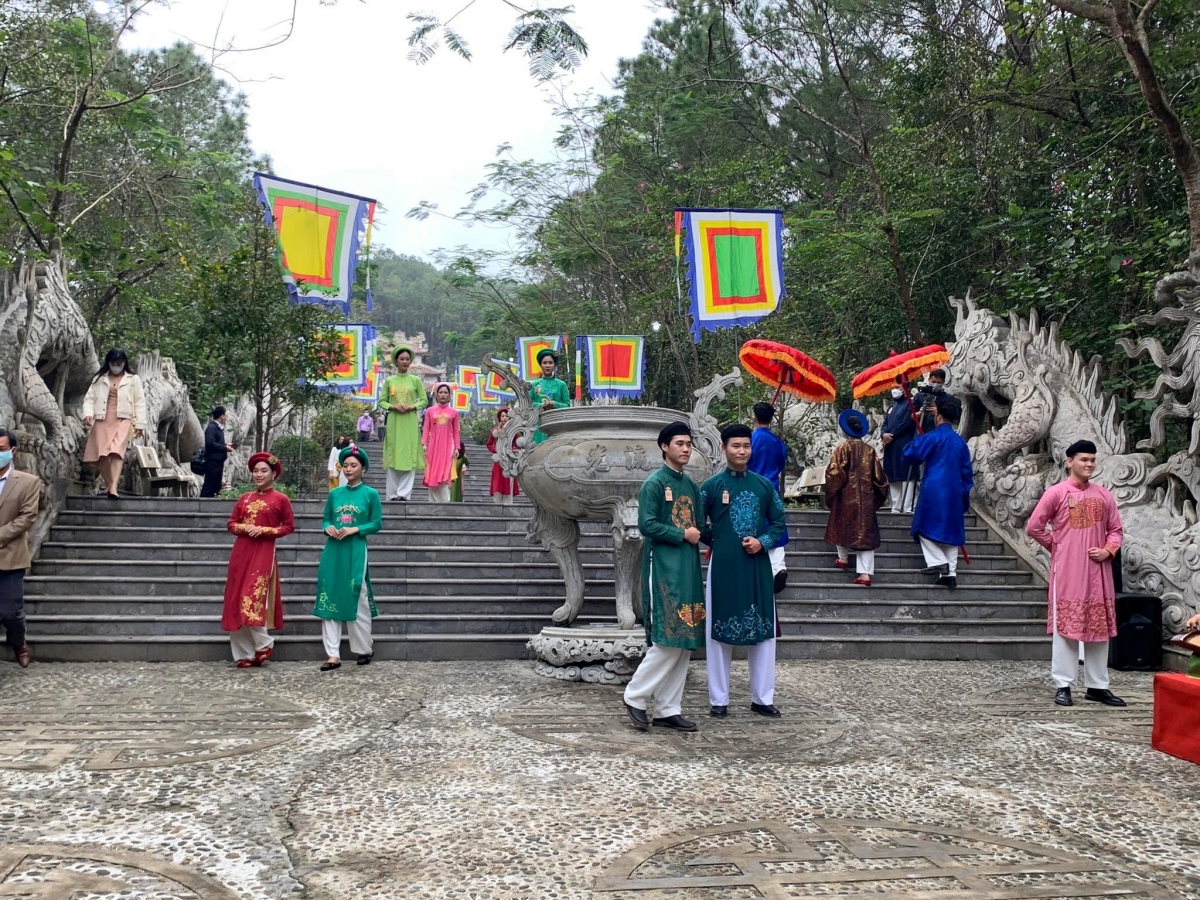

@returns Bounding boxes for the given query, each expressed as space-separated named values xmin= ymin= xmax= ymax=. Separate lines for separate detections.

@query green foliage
xmin=311 ymin=397 xmax=374 ymax=451
xmin=219 ymin=481 xmax=298 ymax=500
xmin=269 ymin=434 xmax=326 ymax=496
xmin=464 ymin=410 xmax=501 ymax=445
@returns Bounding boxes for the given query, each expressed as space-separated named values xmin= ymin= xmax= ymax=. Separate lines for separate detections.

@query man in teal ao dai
xmin=623 ymin=421 xmax=707 ymax=732
xmin=701 ymin=423 xmax=788 ymax=718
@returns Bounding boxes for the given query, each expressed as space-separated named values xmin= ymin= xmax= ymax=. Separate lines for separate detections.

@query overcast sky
xmin=125 ymin=0 xmax=664 ymax=261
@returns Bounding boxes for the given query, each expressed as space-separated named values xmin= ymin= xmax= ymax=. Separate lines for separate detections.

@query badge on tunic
xmin=664 ymin=487 xmax=673 ymax=502
xmin=722 ymin=490 xmax=730 ymax=504
xmin=1067 ymin=494 xmax=1076 ymax=508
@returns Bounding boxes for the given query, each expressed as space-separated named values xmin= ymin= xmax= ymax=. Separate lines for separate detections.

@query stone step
xmin=28 ymin=556 xmax=1038 ymax=585
xmin=33 ymin=541 xmax=1025 ymax=572
xmin=773 ymin=635 xmax=1050 ymax=661
xmin=25 ymin=613 xmax=1045 ymax=638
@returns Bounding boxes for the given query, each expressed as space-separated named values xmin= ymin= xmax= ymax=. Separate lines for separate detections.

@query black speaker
xmin=1109 ymin=593 xmax=1162 ymax=671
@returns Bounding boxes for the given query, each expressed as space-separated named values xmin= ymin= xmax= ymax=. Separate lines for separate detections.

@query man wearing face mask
xmin=880 ymin=381 xmax=918 ymax=513
xmin=0 ymin=427 xmax=40 ymax=668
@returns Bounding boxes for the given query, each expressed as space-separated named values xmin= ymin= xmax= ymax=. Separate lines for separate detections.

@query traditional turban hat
xmin=338 ymin=443 xmax=369 ymax=471
xmin=536 ymin=348 xmax=558 ymax=365
xmin=838 ymin=409 xmax=870 ymax=439
xmin=657 ymin=420 xmax=693 ymax=448
xmin=247 ymin=452 xmax=282 ymax=477
xmin=720 ymin=423 xmax=753 ymax=444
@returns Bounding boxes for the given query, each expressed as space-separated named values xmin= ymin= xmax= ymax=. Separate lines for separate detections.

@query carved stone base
xmin=527 ymin=625 xmax=646 ymax=685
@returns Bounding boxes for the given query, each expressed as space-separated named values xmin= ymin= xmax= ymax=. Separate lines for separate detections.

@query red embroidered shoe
xmin=236 ymin=659 xmax=255 ymax=669
xmin=253 ymin=646 xmax=274 ymax=666
xmin=834 ymin=559 xmax=851 ymax=570
xmin=853 ymin=575 xmax=872 ymax=587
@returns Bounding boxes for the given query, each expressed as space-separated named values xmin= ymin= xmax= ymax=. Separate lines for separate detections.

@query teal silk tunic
xmin=639 ymin=465 xmax=706 ymax=650
xmin=313 ymin=482 xmax=384 ymax=622
xmin=528 ymin=376 xmax=570 ymax=444
xmin=700 ymin=468 xmax=787 ymax=645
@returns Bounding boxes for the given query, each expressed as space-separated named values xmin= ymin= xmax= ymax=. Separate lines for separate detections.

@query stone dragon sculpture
xmin=122 ymin=351 xmax=206 ymax=496
xmin=949 ymin=291 xmax=1200 ymax=633
xmin=0 ymin=250 xmax=98 ymax=550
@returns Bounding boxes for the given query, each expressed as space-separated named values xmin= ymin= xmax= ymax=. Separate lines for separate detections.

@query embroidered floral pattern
xmin=711 ymin=607 xmax=773 ymax=644
xmin=240 ymin=574 xmax=270 ymax=624
xmin=1068 ymin=497 xmax=1105 ymax=530
xmin=676 ymin=603 xmax=705 ymax=626
xmin=729 ymin=490 xmax=761 ymax=539
xmin=671 ymin=494 xmax=696 ymax=530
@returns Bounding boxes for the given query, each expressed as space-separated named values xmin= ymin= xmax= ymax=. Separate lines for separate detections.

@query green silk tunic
xmin=700 ymin=468 xmax=787 ymax=645
xmin=381 ymin=373 xmax=428 ymax=470
xmin=639 ymin=464 xmax=706 ymax=650
xmin=528 ymin=376 xmax=570 ymax=444
xmin=313 ymin=482 xmax=384 ymax=622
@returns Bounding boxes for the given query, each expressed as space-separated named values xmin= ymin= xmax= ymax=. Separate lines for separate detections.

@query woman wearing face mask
xmin=82 ymin=349 xmax=146 ymax=499
xmin=880 ymin=381 xmax=918 ymax=513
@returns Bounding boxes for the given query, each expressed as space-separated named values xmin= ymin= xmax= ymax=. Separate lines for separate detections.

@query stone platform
xmin=0 ymin=659 xmax=1195 ymax=898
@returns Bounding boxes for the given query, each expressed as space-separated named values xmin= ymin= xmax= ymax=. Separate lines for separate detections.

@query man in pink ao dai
xmin=1025 ymin=439 xmax=1126 ymax=709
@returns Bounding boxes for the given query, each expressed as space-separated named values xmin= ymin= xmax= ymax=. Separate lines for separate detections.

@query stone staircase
xmin=23 ymin=438 xmax=1050 ymax=662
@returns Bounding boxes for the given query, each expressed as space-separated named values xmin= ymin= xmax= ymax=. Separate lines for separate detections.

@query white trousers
xmin=386 ymin=468 xmax=415 ymax=500
xmin=623 ymin=645 xmax=692 ymax=718
xmin=704 ymin=565 xmax=776 ymax=706
xmin=1051 ymin=633 xmax=1110 ymax=689
xmin=492 ymin=492 xmax=514 ymax=505
xmin=836 ymin=546 xmax=875 ymax=576
xmin=321 ymin=576 xmax=373 ymax=658
xmin=768 ymin=545 xmax=787 ymax=576
xmin=427 ymin=484 xmax=451 ymax=503
xmin=889 ymin=481 xmax=916 ymax=513
xmin=229 ymin=625 xmax=273 ymax=661
xmin=919 ymin=536 xmax=959 ymax=575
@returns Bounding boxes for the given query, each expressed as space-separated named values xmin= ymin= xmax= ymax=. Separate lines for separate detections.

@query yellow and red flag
xmin=583 ymin=335 xmax=645 ymax=400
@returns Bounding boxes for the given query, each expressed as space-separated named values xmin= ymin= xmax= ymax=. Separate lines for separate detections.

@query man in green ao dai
xmin=701 ymin=423 xmax=788 ymax=718
xmin=623 ymin=421 xmax=707 ymax=731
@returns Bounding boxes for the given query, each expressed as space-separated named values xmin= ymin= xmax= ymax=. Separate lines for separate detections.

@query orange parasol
xmin=739 ymin=340 xmax=837 ymax=405
xmin=851 ymin=344 xmax=950 ymax=400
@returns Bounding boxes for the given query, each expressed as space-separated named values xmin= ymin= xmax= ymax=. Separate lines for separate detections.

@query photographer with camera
xmin=915 ymin=369 xmax=948 ymax=433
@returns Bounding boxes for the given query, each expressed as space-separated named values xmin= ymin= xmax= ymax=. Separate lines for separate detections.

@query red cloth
xmin=1152 ymin=672 xmax=1200 ymax=765
xmin=220 ymin=488 xmax=295 ymax=631
xmin=486 ymin=430 xmax=520 ymax=497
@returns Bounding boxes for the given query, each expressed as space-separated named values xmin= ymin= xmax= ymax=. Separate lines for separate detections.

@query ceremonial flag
xmin=479 ymin=365 xmax=516 ymax=405
xmin=678 ymin=208 xmax=785 ymax=342
xmin=584 ymin=335 xmax=645 ymax=399
xmin=516 ymin=336 xmax=564 ymax=381
xmin=455 ymin=365 xmax=483 ymax=398
xmin=253 ymin=173 xmax=377 ymax=315
xmin=349 ymin=362 xmax=381 ymax=404
xmin=452 ymin=385 xmax=473 ymax=413
xmin=312 ymin=323 xmax=373 ymax=392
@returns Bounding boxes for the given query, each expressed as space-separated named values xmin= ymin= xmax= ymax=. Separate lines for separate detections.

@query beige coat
xmin=83 ymin=372 xmax=146 ymax=429
xmin=0 ymin=468 xmax=41 ymax=571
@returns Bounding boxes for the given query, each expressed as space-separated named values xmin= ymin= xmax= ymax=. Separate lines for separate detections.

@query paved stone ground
xmin=0 ymin=659 xmax=1195 ymax=899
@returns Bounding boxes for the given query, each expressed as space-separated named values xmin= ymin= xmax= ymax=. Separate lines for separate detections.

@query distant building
xmin=381 ymin=330 xmax=446 ymax=388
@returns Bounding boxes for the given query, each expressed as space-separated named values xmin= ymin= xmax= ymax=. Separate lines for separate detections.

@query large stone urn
xmin=483 ymin=360 xmax=741 ymax=637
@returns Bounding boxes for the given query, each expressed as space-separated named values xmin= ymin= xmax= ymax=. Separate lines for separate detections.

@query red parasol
xmin=851 ymin=345 xmax=950 ymax=400
xmin=739 ymin=340 xmax=837 ymax=405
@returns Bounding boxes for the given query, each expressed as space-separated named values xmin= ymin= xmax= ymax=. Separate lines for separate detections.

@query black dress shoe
xmin=1084 ymin=688 xmax=1126 ymax=707
xmin=750 ymin=702 xmax=782 ymax=718
xmin=625 ymin=703 xmax=649 ymax=728
xmin=319 ymin=661 xmax=341 ymax=671
xmin=15 ymin=643 xmax=31 ymax=668
xmin=710 ymin=705 xmax=728 ymax=718
xmin=936 ymin=575 xmax=957 ymax=589
xmin=921 ymin=564 xmax=949 ymax=576
xmin=1054 ymin=687 xmax=1072 ymax=707
xmin=356 ymin=654 xmax=372 ymax=666
xmin=773 ymin=570 xmax=788 ymax=594
xmin=652 ymin=714 xmax=697 ymax=732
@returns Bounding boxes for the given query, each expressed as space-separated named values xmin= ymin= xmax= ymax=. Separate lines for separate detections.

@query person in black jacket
xmin=881 ymin=382 xmax=918 ymax=513
xmin=201 ymin=406 xmax=234 ymax=498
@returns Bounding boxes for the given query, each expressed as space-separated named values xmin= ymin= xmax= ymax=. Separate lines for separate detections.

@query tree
xmin=189 ymin=209 xmax=348 ymax=453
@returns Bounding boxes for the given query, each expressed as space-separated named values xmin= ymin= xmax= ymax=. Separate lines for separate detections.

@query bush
xmin=270 ymin=434 xmax=327 ymax=496
xmin=311 ymin=397 xmax=374 ymax=450
xmin=464 ymin=411 xmax=501 ymax=445
xmin=219 ymin=481 xmax=298 ymax=500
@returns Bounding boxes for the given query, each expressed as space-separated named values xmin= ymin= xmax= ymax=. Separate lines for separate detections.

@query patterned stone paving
xmin=0 ymin=659 xmax=1195 ymax=899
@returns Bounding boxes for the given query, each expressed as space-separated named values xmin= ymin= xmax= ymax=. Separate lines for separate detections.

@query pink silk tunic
xmin=422 ymin=403 xmax=461 ymax=488
xmin=1025 ymin=479 xmax=1123 ymax=643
